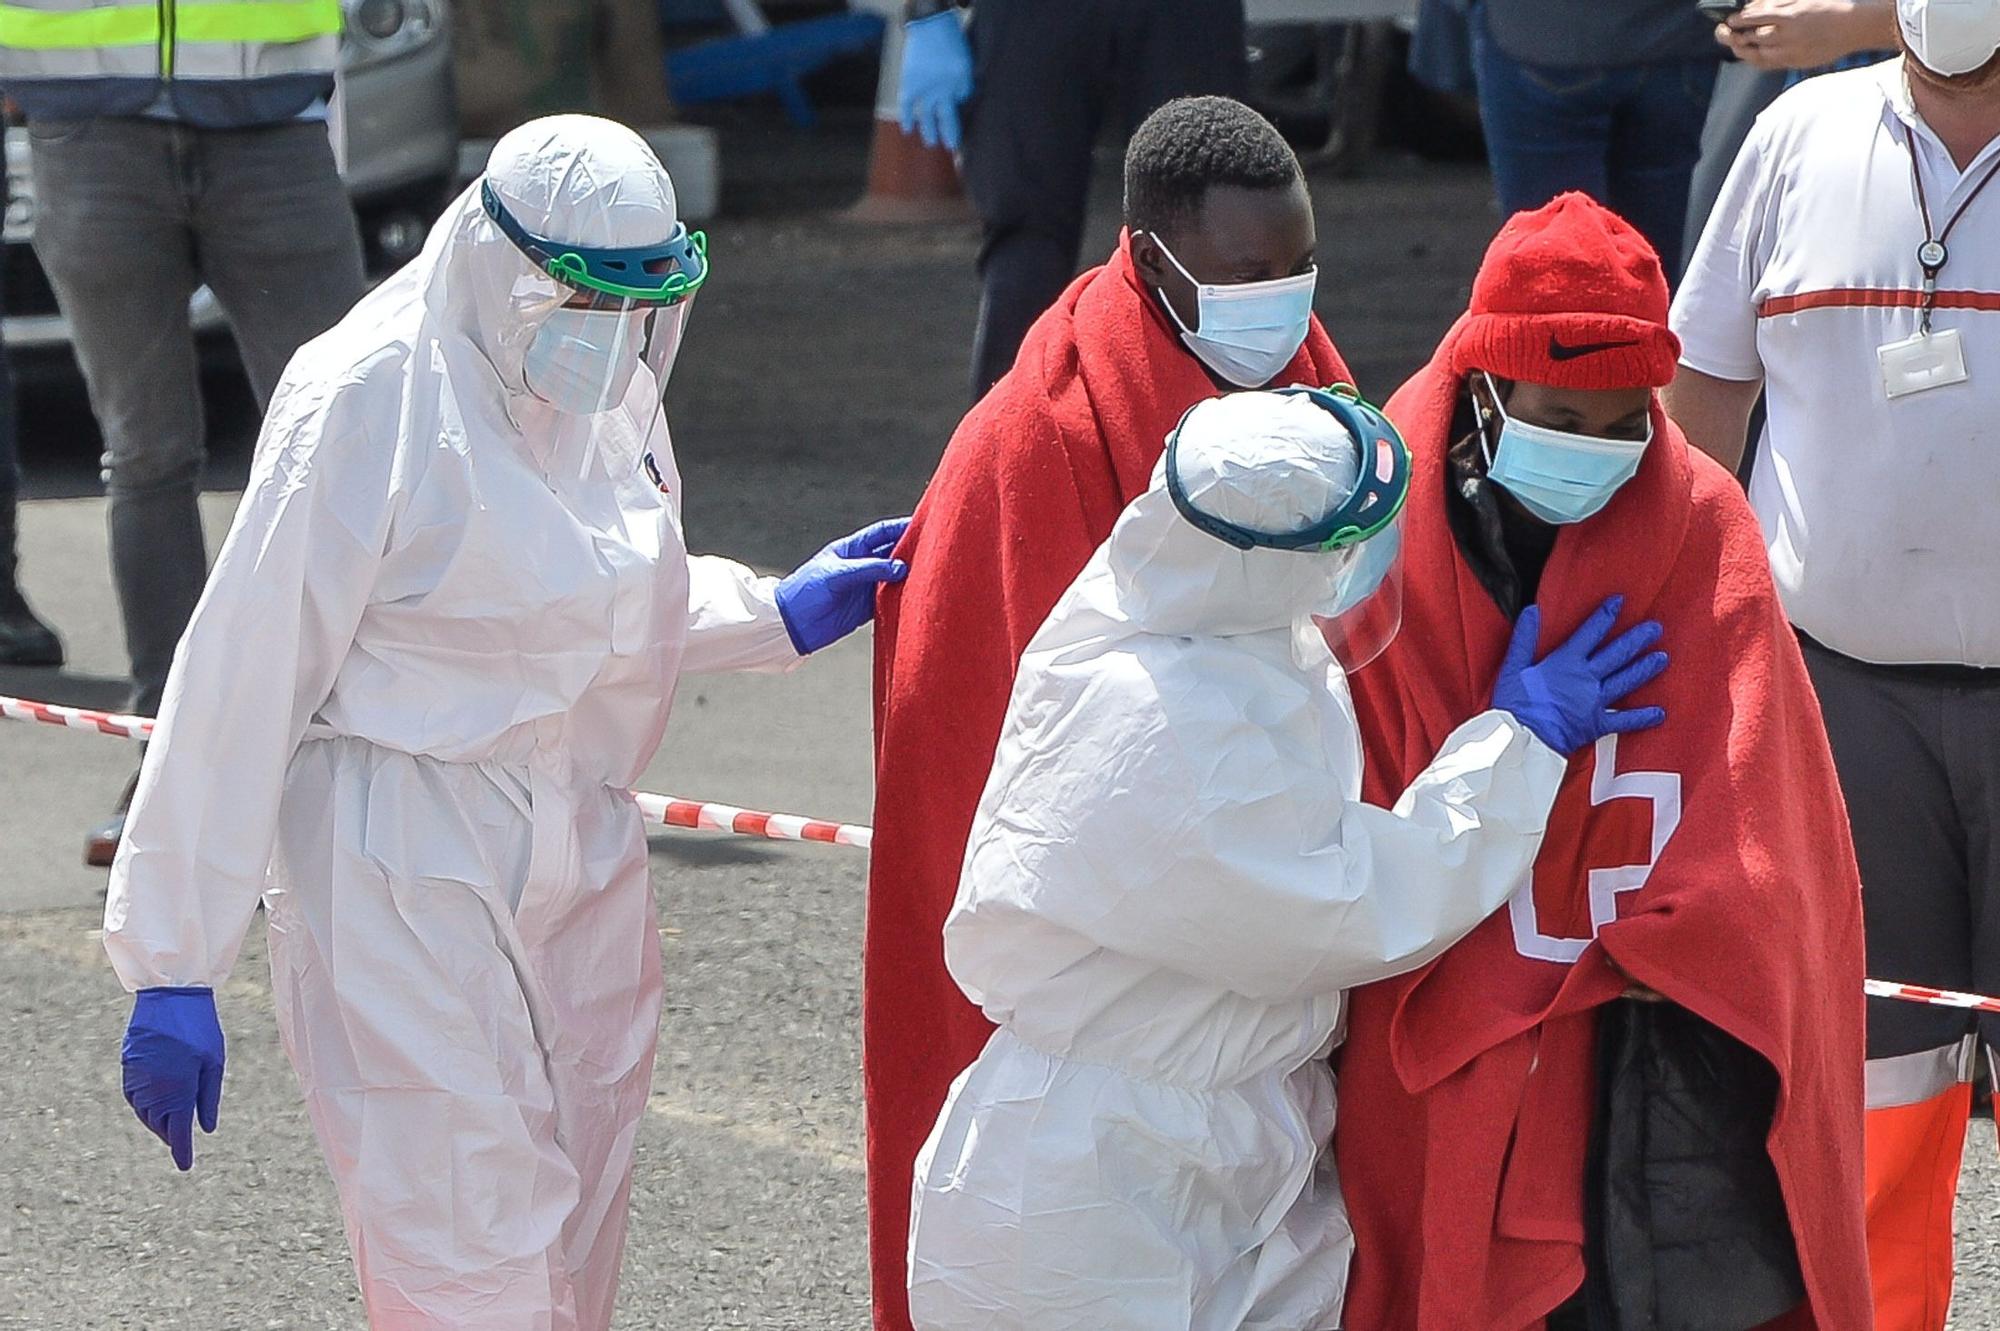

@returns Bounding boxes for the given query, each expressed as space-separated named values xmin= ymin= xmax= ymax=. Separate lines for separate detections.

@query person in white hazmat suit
xmin=904 ymin=387 xmax=1673 ymax=1331
xmin=101 ymin=116 xmax=912 ymax=1331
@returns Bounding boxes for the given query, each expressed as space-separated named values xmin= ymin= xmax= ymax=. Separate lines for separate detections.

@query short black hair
xmin=1123 ymin=96 xmax=1302 ymax=236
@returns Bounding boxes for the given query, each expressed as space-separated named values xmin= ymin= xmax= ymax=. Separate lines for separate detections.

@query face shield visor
xmin=481 ymin=180 xmax=706 ymax=416
xmin=1315 ymin=509 xmax=1404 ymax=673
xmin=1165 ymin=384 xmax=1411 ymax=671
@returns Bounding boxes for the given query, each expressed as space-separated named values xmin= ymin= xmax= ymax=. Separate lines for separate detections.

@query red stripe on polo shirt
xmin=1759 ymin=287 xmax=2000 ymax=317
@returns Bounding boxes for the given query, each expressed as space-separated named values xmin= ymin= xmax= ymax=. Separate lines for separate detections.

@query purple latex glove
xmin=121 ymin=986 xmax=225 ymax=1171
xmin=1492 ymin=595 xmax=1669 ymax=756
xmin=776 ymin=517 xmax=912 ymax=654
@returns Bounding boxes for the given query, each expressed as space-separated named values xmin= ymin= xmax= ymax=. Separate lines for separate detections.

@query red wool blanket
xmin=1335 ymin=326 xmax=1871 ymax=1330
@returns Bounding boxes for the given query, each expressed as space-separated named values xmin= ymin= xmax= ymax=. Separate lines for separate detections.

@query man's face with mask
xmin=1900 ymin=0 xmax=2000 ymax=89
xmin=1130 ymin=178 xmax=1319 ymax=389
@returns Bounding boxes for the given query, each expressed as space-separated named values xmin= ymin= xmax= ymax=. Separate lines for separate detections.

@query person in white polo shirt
xmin=1666 ymin=5 xmax=2000 ymax=1326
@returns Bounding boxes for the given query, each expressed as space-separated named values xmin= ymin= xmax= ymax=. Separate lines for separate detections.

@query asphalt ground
xmin=2 ymin=106 xmax=1998 ymax=1328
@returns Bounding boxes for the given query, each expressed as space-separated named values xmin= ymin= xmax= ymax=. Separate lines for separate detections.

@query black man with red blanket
xmin=864 ymin=97 xmax=1350 ymax=1331
xmin=1336 ymin=195 xmax=1871 ymax=1330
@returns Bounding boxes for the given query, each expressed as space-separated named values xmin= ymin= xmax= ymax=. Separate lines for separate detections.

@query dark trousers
xmin=1800 ymin=637 xmax=2000 ymax=1061
xmin=28 ymin=118 xmax=365 ymax=714
xmin=1468 ymin=2 xmax=1717 ymax=279
xmin=961 ymin=0 xmax=1246 ymax=400
xmin=0 ymin=174 xmax=21 ymax=592
xmin=0 ymin=298 xmax=19 ymax=575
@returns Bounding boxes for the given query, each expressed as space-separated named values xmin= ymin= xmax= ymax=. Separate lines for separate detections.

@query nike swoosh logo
xmin=1548 ymin=336 xmax=1642 ymax=361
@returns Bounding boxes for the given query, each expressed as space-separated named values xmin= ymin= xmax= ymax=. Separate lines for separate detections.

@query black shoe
xmin=0 ymin=596 xmax=62 ymax=667
xmin=85 ymin=769 xmax=140 ymax=869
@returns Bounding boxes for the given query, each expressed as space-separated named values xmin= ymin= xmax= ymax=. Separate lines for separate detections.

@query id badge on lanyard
xmin=1879 ymin=325 xmax=1968 ymax=399
xmin=1883 ymin=130 xmax=2000 ymax=399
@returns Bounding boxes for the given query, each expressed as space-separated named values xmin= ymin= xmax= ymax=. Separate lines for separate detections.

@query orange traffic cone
xmin=846 ymin=117 xmax=970 ymax=223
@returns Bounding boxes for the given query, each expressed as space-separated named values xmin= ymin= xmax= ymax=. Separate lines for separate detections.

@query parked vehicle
xmin=2 ymin=0 xmax=460 ymax=361
xmin=1243 ymin=0 xmax=1485 ymax=176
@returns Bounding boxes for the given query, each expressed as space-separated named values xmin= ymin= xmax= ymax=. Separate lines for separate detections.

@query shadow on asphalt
xmin=647 ymin=834 xmax=785 ymax=867
xmin=0 ymin=664 xmax=130 ymax=711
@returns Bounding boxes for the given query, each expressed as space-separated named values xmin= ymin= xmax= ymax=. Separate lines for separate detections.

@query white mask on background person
xmin=1898 ymin=0 xmax=2000 ymax=76
xmin=1151 ymin=234 xmax=1318 ymax=388
xmin=523 ymin=308 xmax=645 ymax=416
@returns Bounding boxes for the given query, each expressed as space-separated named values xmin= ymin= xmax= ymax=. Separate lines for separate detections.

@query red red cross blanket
xmin=1335 ymin=324 xmax=1871 ymax=1331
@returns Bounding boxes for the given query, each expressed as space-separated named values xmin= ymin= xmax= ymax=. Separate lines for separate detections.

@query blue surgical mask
xmin=1153 ymin=235 xmax=1317 ymax=388
xmin=524 ymin=308 xmax=645 ymax=415
xmin=1478 ymin=372 xmax=1650 ymax=525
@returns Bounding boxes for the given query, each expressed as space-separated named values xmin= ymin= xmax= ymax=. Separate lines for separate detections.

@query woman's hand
xmin=1716 ymin=0 xmax=1898 ymax=71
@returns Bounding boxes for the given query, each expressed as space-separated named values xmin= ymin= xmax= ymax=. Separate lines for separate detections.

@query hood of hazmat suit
xmin=104 ymin=116 xmax=798 ymax=1331
xmin=903 ymin=390 xmax=1568 ymax=1331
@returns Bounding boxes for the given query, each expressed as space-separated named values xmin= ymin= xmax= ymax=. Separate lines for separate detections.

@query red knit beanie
xmin=1450 ymin=192 xmax=1681 ymax=390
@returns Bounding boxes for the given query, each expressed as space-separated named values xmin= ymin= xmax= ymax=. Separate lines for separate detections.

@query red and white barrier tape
xmin=19 ymin=697 xmax=2000 ymax=985
xmin=634 ymin=793 xmax=871 ymax=850
xmin=0 ymin=693 xmax=872 ymax=852
xmin=0 ymin=693 xmax=152 ymax=740
xmin=1865 ymin=978 xmax=2000 ymax=1017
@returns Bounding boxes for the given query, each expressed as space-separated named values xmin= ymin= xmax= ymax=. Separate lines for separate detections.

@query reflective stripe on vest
xmin=0 ymin=2 xmax=157 ymax=53
xmin=174 ymin=32 xmax=337 ymax=79
xmin=0 ymin=1 xmax=337 ymax=78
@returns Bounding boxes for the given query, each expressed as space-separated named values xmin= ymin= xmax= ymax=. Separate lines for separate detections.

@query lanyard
xmin=1907 ymin=126 xmax=2000 ymax=333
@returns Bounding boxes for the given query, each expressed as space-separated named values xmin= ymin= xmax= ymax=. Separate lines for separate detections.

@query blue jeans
xmin=27 ymin=118 xmax=364 ymax=712
xmin=1469 ymin=5 xmax=1717 ymax=279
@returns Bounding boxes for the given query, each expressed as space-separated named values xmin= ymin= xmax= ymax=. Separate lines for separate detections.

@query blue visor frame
xmin=481 ymin=180 xmax=708 ymax=306
xmin=1165 ymin=384 xmax=1413 ymax=553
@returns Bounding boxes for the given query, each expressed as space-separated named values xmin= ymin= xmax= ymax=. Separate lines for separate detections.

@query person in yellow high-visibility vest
xmin=0 ymin=0 xmax=366 ymax=865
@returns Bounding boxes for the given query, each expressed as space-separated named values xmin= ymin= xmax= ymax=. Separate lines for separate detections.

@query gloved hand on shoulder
xmin=777 ymin=517 xmax=912 ymax=655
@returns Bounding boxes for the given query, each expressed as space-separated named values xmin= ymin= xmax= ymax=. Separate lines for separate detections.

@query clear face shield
xmin=1313 ymin=508 xmax=1404 ymax=673
xmin=481 ymin=180 xmax=706 ymax=420
xmin=1165 ymin=384 xmax=1412 ymax=672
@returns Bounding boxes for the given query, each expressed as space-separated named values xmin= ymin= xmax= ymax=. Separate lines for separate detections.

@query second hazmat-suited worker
xmin=102 ymin=117 xmax=909 ymax=1331
xmin=905 ymin=387 xmax=1671 ymax=1331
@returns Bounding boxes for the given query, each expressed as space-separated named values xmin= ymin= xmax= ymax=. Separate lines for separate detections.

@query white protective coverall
xmin=905 ymin=392 xmax=1569 ymax=1331
xmin=102 ymin=119 xmax=799 ymax=1330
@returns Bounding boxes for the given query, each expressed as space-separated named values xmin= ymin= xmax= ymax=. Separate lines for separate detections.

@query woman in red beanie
xmin=1333 ymin=193 xmax=1872 ymax=1330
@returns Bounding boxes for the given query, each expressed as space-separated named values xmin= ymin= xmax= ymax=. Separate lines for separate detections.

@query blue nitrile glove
xmin=776 ymin=517 xmax=913 ymax=655
xmin=1491 ymin=595 xmax=1669 ymax=756
xmin=121 ymin=986 xmax=225 ymax=1172
xmin=899 ymin=11 xmax=975 ymax=152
